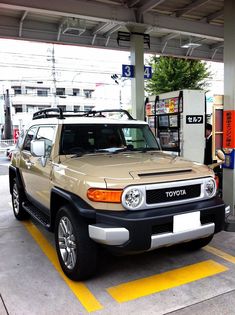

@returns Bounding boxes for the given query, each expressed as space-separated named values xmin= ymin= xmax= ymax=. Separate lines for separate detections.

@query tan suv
xmin=9 ymin=108 xmax=226 ymax=280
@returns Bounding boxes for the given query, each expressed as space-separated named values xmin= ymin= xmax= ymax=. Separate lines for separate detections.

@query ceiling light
xmin=181 ymin=42 xmax=202 ymax=48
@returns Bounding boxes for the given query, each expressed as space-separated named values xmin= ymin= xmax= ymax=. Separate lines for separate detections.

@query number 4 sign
xmin=144 ymin=66 xmax=152 ymax=79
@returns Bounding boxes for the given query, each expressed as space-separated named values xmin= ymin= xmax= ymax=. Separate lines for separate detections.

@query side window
xmin=35 ymin=126 xmax=55 ymax=157
xmin=22 ymin=127 xmax=37 ymax=151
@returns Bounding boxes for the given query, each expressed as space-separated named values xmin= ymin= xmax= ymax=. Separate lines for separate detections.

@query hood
xmin=61 ymin=151 xmax=213 ymax=187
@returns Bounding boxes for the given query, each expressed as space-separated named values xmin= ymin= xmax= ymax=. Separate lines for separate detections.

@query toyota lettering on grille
xmin=165 ymin=189 xmax=187 ymax=198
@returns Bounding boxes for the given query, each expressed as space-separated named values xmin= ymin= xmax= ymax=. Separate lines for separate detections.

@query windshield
xmin=60 ymin=123 xmax=160 ymax=155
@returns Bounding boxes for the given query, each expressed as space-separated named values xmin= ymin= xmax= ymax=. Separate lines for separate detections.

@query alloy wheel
xmin=58 ymin=216 xmax=77 ymax=270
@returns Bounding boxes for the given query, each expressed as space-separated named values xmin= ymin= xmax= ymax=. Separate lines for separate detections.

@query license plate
xmin=173 ymin=211 xmax=201 ymax=233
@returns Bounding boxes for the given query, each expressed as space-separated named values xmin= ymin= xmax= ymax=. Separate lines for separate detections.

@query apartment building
xmin=2 ymin=81 xmax=96 ymax=130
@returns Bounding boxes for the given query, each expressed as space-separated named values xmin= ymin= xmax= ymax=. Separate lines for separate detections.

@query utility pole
xmin=111 ymin=74 xmax=127 ymax=109
xmin=4 ymin=89 xmax=12 ymax=139
xmin=52 ymin=44 xmax=57 ymax=108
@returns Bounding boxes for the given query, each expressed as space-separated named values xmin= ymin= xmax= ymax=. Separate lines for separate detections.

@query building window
xmin=38 ymin=106 xmax=47 ymax=110
xmin=15 ymin=105 xmax=23 ymax=113
xmin=26 ymin=87 xmax=37 ymax=95
xmin=74 ymin=106 xmax=80 ymax=112
xmin=84 ymin=89 xmax=94 ymax=98
xmin=73 ymin=89 xmax=80 ymax=96
xmin=37 ymin=88 xmax=49 ymax=97
xmin=27 ymin=105 xmax=35 ymax=113
xmin=12 ymin=86 xmax=22 ymax=95
xmin=56 ymin=88 xmax=65 ymax=96
xmin=84 ymin=106 xmax=94 ymax=111
xmin=58 ymin=105 xmax=66 ymax=112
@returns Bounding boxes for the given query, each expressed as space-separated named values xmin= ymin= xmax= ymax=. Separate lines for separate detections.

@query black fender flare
xmin=50 ymin=187 xmax=96 ymax=230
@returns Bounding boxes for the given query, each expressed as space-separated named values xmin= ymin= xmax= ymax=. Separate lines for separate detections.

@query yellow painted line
xmin=107 ymin=260 xmax=228 ymax=303
xmin=23 ymin=221 xmax=103 ymax=313
xmin=204 ymin=245 xmax=235 ymax=264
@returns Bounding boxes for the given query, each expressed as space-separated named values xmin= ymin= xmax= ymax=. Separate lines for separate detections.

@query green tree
xmin=145 ymin=56 xmax=211 ymax=95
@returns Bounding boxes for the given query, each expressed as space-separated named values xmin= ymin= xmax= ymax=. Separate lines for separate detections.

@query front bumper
xmin=88 ymin=196 xmax=225 ymax=254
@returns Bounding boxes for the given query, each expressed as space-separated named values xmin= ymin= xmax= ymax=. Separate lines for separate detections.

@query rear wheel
xmin=55 ymin=205 xmax=97 ymax=280
xmin=12 ymin=179 xmax=28 ymax=220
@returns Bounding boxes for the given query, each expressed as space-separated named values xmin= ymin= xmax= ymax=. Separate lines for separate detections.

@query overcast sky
xmin=0 ymin=38 xmax=224 ymax=97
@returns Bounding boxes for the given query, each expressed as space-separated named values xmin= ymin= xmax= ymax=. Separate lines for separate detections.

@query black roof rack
xmin=33 ymin=108 xmax=64 ymax=120
xmin=32 ymin=108 xmax=134 ymax=120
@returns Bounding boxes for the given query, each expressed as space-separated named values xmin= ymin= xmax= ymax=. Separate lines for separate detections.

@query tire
xmin=182 ymin=235 xmax=214 ymax=250
xmin=12 ymin=179 xmax=29 ymax=220
xmin=55 ymin=205 xmax=97 ymax=281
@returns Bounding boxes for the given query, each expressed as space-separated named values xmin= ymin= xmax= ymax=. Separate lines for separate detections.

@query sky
xmin=0 ymin=38 xmax=224 ymax=103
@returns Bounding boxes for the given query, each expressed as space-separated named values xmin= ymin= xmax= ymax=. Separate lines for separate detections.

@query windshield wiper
xmin=135 ymin=147 xmax=159 ymax=153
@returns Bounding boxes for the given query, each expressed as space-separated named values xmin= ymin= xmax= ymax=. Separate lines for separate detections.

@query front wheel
xmin=12 ymin=179 xmax=29 ymax=220
xmin=55 ymin=205 xmax=97 ymax=280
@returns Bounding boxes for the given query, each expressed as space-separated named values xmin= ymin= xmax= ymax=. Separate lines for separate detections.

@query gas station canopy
xmin=0 ymin=0 xmax=224 ymax=61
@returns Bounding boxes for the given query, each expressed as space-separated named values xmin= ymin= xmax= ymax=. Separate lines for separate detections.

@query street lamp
xmin=111 ymin=74 xmax=130 ymax=109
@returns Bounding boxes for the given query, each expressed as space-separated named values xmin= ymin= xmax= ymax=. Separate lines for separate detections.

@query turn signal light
xmin=214 ymin=175 xmax=219 ymax=190
xmin=87 ymin=188 xmax=122 ymax=203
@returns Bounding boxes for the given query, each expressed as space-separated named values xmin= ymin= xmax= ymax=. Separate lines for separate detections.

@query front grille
xmin=146 ymin=184 xmax=201 ymax=204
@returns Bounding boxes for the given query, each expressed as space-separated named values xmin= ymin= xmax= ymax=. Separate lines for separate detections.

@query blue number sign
xmin=144 ymin=66 xmax=152 ymax=79
xmin=122 ymin=65 xmax=134 ymax=78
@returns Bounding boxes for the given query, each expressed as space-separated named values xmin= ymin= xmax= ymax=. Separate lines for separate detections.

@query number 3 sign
xmin=122 ymin=65 xmax=134 ymax=78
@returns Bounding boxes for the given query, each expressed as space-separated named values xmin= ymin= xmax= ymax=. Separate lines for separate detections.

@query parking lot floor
xmin=0 ymin=163 xmax=235 ymax=315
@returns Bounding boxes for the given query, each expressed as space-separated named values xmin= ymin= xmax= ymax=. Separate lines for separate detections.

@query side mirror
xmin=30 ymin=140 xmax=46 ymax=157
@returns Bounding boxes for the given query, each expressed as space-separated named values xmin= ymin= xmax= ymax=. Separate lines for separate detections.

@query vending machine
xmin=146 ymin=89 xmax=206 ymax=163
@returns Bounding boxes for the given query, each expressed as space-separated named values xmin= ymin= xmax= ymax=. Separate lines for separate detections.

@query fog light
xmin=225 ymin=205 xmax=231 ymax=216
xmin=205 ymin=178 xmax=216 ymax=197
xmin=122 ymin=187 xmax=144 ymax=210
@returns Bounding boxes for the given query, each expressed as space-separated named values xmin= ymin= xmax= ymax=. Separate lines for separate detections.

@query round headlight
xmin=205 ymin=178 xmax=216 ymax=197
xmin=122 ymin=187 xmax=144 ymax=210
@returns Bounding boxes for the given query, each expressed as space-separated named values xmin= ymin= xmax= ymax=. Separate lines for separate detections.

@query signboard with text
xmin=186 ymin=115 xmax=203 ymax=124
xmin=144 ymin=66 xmax=152 ymax=79
xmin=122 ymin=65 xmax=152 ymax=79
xmin=223 ymin=110 xmax=235 ymax=148
xmin=122 ymin=65 xmax=134 ymax=78
xmin=13 ymin=128 xmax=19 ymax=144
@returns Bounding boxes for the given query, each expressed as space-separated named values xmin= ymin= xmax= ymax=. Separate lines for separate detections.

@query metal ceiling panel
xmin=0 ymin=0 xmax=224 ymax=61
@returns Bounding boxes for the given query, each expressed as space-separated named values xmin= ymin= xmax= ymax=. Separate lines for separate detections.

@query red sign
xmin=13 ymin=128 xmax=19 ymax=144
xmin=223 ymin=110 xmax=235 ymax=148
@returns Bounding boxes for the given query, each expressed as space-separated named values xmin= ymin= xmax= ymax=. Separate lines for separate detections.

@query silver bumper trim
xmin=88 ymin=224 xmax=129 ymax=245
xmin=150 ymin=223 xmax=215 ymax=250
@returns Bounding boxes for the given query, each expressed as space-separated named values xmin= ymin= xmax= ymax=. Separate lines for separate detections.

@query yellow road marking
xmin=23 ymin=221 xmax=103 ymax=313
xmin=107 ymin=260 xmax=228 ymax=303
xmin=204 ymin=245 xmax=235 ymax=264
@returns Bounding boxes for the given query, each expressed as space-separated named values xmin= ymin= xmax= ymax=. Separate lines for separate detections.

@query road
xmin=0 ymin=158 xmax=235 ymax=315
xmin=0 ymin=154 xmax=9 ymax=176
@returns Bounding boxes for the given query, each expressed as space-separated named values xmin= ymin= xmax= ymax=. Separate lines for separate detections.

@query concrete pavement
xmin=0 ymin=158 xmax=235 ymax=315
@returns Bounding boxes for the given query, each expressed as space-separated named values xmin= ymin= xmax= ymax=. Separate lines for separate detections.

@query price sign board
xmin=13 ymin=128 xmax=19 ymax=143
xmin=144 ymin=66 xmax=152 ymax=79
xmin=122 ymin=65 xmax=134 ymax=78
xmin=223 ymin=110 xmax=235 ymax=148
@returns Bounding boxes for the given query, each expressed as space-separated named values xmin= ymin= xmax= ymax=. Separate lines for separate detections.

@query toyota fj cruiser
xmin=9 ymin=108 xmax=225 ymax=280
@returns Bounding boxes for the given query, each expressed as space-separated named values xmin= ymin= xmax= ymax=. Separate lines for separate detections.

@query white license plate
xmin=173 ymin=211 xmax=201 ymax=233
